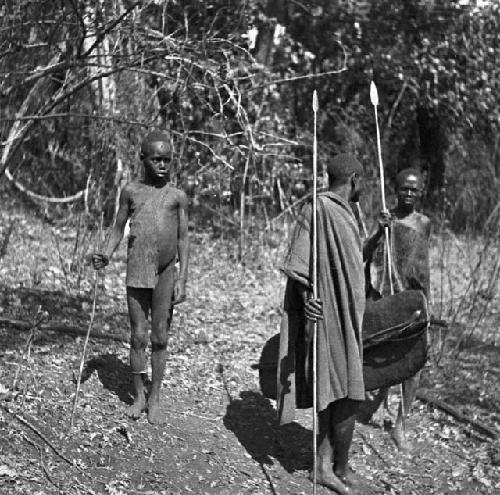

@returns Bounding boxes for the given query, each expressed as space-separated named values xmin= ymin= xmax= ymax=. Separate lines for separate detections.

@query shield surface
xmin=258 ymin=290 xmax=429 ymax=401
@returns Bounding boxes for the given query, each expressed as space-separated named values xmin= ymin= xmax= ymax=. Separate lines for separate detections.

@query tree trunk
xmin=417 ymin=106 xmax=446 ymax=197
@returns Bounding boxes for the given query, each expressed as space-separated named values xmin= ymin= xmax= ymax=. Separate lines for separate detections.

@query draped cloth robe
xmin=277 ymin=192 xmax=365 ymax=425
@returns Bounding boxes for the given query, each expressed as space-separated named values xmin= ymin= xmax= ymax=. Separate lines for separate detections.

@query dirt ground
xmin=0 ymin=210 xmax=499 ymax=494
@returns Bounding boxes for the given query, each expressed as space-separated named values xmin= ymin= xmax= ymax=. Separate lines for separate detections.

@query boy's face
xmin=142 ymin=140 xmax=173 ymax=181
xmin=396 ymin=174 xmax=421 ymax=210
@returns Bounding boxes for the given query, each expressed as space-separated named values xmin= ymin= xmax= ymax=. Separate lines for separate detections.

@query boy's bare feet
xmin=309 ymin=466 xmax=350 ymax=494
xmin=147 ymin=396 xmax=162 ymax=424
xmin=126 ymin=395 xmax=146 ymax=419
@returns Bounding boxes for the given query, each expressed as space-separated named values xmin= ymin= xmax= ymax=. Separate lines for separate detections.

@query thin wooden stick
xmin=312 ymin=89 xmax=319 ymax=495
xmin=416 ymin=391 xmax=498 ymax=439
xmin=70 ymin=213 xmax=104 ymax=428
xmin=12 ymin=307 xmax=46 ymax=391
xmin=20 ymin=432 xmax=61 ymax=488
xmin=0 ymin=317 xmax=127 ymax=342
xmin=239 ymin=152 xmax=251 ymax=261
xmin=2 ymin=404 xmax=76 ymax=468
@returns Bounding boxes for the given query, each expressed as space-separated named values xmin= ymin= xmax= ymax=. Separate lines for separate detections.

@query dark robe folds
xmin=277 ymin=192 xmax=365 ymax=425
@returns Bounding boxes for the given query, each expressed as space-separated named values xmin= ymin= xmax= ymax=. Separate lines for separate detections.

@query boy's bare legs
xmin=148 ymin=267 xmax=175 ymax=424
xmin=126 ymin=287 xmax=151 ymax=419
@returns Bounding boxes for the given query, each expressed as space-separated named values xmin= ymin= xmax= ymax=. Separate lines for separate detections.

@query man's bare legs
xmin=357 ymin=387 xmax=389 ymax=424
xmin=332 ymin=399 xmax=357 ymax=483
xmin=313 ymin=399 xmax=359 ymax=494
xmin=148 ymin=267 xmax=175 ymax=424
xmin=357 ymin=372 xmax=422 ymax=450
xmin=126 ymin=288 xmax=150 ymax=419
xmin=392 ymin=370 xmax=421 ymax=450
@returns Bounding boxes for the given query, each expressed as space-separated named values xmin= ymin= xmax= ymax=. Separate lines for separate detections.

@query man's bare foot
xmin=147 ymin=397 xmax=162 ymax=425
xmin=334 ymin=468 xmax=352 ymax=488
xmin=309 ymin=467 xmax=350 ymax=494
xmin=126 ymin=395 xmax=146 ymax=419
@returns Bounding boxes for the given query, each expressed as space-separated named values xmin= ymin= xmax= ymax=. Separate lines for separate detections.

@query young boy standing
xmin=93 ymin=130 xmax=189 ymax=424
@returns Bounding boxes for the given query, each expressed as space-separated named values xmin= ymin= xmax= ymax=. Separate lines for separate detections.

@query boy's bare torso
xmin=126 ymin=182 xmax=183 ymax=288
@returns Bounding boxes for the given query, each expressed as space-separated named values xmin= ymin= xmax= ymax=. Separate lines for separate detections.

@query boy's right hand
xmin=92 ymin=253 xmax=109 ymax=270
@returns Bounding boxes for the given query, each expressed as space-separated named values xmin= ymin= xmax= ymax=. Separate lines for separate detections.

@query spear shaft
xmin=312 ymin=89 xmax=318 ymax=495
xmin=370 ymin=81 xmax=405 ymax=434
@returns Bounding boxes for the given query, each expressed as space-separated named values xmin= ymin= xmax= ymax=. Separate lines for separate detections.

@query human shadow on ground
xmin=81 ymin=353 xmax=134 ymax=405
xmin=0 ymin=284 xmax=129 ymax=345
xmin=223 ymin=390 xmax=313 ymax=473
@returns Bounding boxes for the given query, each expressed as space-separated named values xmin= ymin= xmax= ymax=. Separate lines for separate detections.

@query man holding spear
xmin=360 ymin=82 xmax=432 ymax=450
xmin=361 ymin=167 xmax=431 ymax=450
xmin=277 ymin=146 xmax=366 ymax=493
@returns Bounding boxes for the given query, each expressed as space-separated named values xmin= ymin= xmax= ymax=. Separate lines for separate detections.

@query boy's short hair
xmin=141 ymin=130 xmax=170 ymax=154
xmin=327 ymin=153 xmax=364 ymax=184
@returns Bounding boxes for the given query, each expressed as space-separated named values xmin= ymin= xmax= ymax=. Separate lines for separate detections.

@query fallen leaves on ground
xmin=0 ymin=209 xmax=499 ymax=494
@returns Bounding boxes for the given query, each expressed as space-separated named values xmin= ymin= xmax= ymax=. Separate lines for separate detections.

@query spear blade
xmin=370 ymin=80 xmax=379 ymax=106
xmin=312 ymin=89 xmax=318 ymax=112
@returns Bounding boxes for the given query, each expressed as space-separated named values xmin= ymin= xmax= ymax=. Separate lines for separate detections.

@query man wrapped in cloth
xmin=277 ymin=153 xmax=365 ymax=494
xmin=361 ymin=167 xmax=431 ymax=450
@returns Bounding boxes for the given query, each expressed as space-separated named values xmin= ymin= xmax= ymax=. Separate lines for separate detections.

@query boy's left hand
xmin=173 ymin=279 xmax=186 ymax=305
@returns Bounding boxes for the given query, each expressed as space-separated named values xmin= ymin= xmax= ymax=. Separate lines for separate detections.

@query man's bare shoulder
xmin=414 ymin=211 xmax=431 ymax=226
xmin=408 ymin=211 xmax=431 ymax=237
xmin=170 ymin=186 xmax=188 ymax=206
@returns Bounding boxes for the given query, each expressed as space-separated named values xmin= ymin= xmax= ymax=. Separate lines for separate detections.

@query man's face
xmin=349 ymin=174 xmax=363 ymax=202
xmin=397 ymin=174 xmax=421 ymax=210
xmin=142 ymin=140 xmax=173 ymax=181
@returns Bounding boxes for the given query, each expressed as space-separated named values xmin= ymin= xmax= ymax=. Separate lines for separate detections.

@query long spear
xmin=370 ymin=80 xmax=405 ymax=434
xmin=370 ymin=81 xmax=394 ymax=294
xmin=312 ymin=89 xmax=319 ymax=495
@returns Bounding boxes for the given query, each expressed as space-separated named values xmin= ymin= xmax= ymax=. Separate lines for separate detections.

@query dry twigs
xmin=12 ymin=307 xmax=49 ymax=405
xmin=417 ymin=391 xmax=498 ymax=440
xmin=20 ymin=431 xmax=61 ymax=489
xmin=0 ymin=317 xmax=127 ymax=343
xmin=2 ymin=404 xmax=76 ymax=468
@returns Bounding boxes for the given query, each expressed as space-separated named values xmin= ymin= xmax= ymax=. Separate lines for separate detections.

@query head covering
xmin=141 ymin=130 xmax=170 ymax=154
xmin=327 ymin=153 xmax=364 ymax=182
xmin=396 ymin=168 xmax=422 ymax=188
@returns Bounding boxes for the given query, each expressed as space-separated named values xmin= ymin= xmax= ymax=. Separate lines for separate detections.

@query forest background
xmin=2 ymin=0 xmax=500 ymax=233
